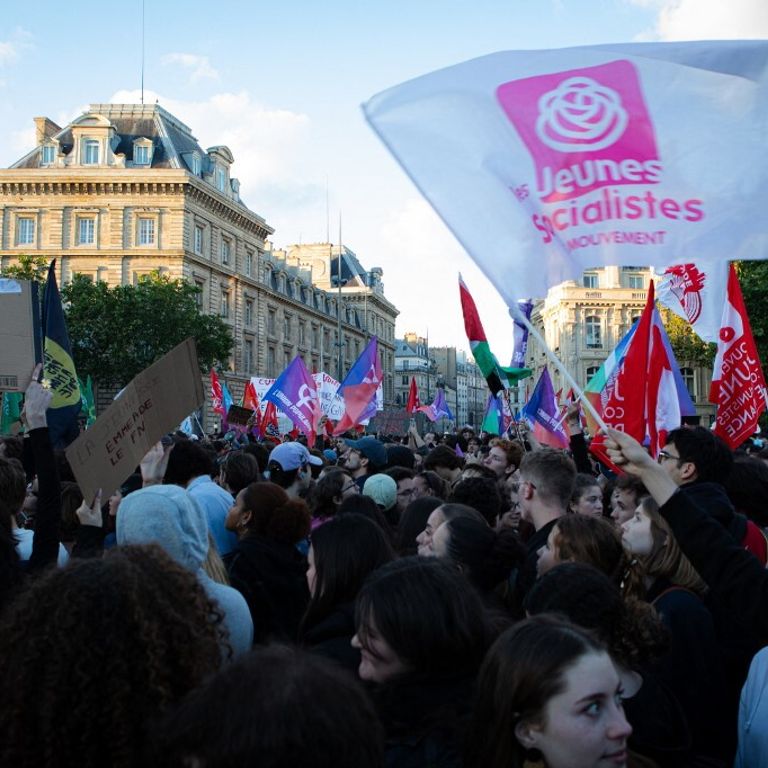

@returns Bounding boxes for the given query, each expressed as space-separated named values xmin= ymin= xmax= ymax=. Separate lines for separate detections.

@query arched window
xmin=585 ymin=315 xmax=602 ymax=349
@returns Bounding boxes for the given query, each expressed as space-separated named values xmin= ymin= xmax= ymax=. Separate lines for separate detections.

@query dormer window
xmin=133 ymin=138 xmax=152 ymax=166
xmin=40 ymin=144 xmax=56 ymax=166
xmin=83 ymin=139 xmax=100 ymax=165
xmin=191 ymin=155 xmax=200 ymax=175
xmin=216 ymin=167 xmax=227 ymax=193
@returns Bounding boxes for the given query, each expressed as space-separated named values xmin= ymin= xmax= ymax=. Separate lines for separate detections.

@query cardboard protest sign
xmin=0 ymin=279 xmax=42 ymax=392
xmin=66 ymin=338 xmax=204 ymax=501
xmin=226 ymin=404 xmax=255 ymax=427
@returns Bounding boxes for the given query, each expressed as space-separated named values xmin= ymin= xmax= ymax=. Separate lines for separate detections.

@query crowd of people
xmin=1 ymin=376 xmax=768 ymax=767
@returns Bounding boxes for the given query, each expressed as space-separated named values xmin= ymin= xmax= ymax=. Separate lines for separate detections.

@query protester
xmin=394 ymin=496 xmax=442 ymax=556
xmin=464 ymin=614 xmax=632 ymax=768
xmin=423 ymin=445 xmax=463 ymax=488
xmin=156 ymin=645 xmax=384 ymax=768
xmin=363 ymin=473 xmax=399 ymax=526
xmin=610 ymin=473 xmax=648 ymax=526
xmin=411 ymin=469 xmax=448 ymax=500
xmin=416 ymin=502 xmax=485 ymax=556
xmin=299 ymin=514 xmax=395 ymax=671
xmin=526 ymin=564 xmax=690 ymax=766
xmin=569 ymin=473 xmax=604 ymax=517
xmin=622 ymin=495 xmax=729 ymax=763
xmin=0 ymin=544 xmax=225 ymax=768
xmin=118 ymin=484 xmax=253 ymax=657
xmin=218 ymin=450 xmax=261 ymax=495
xmin=164 ymin=439 xmax=238 ymax=556
xmin=353 ymin=557 xmax=494 ymax=768
xmin=384 ymin=466 xmax=415 ymax=516
xmin=224 ymin=481 xmax=310 ymax=643
xmin=483 ymin=438 xmax=523 ymax=480
xmin=736 ymin=646 xmax=768 ymax=768
xmin=309 ymin=467 xmax=359 ymax=528
xmin=341 ymin=436 xmax=388 ymax=490
xmin=265 ymin=441 xmax=322 ymax=499
xmin=449 ymin=476 xmax=502 ymax=527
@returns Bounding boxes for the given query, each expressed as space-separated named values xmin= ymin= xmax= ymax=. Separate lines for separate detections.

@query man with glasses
xmin=659 ymin=427 xmax=767 ymax=565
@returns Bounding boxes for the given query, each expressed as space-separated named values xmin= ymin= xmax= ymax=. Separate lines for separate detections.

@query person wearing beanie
xmin=363 ymin=474 xmax=398 ymax=526
xmin=118 ymin=485 xmax=253 ymax=658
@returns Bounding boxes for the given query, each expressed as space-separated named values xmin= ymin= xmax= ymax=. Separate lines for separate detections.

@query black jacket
xmin=224 ymin=534 xmax=309 ymax=644
xmin=302 ymin=601 xmax=360 ymax=673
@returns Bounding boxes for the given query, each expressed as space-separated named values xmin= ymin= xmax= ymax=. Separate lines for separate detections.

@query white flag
xmin=655 ymin=261 xmax=728 ymax=343
xmin=364 ymin=41 xmax=768 ymax=305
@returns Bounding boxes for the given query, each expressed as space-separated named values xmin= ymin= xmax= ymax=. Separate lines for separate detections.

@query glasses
xmin=341 ymin=482 xmax=359 ymax=493
xmin=397 ymin=488 xmax=414 ymax=497
xmin=657 ymin=450 xmax=681 ymax=464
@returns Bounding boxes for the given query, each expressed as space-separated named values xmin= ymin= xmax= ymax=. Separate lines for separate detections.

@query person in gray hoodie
xmin=118 ymin=485 xmax=253 ymax=657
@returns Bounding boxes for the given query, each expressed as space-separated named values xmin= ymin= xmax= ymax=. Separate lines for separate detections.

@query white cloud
xmin=161 ymin=52 xmax=219 ymax=83
xmin=0 ymin=27 xmax=33 ymax=66
xmin=630 ymin=0 xmax=768 ymax=40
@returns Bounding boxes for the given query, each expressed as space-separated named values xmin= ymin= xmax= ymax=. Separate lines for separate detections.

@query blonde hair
xmin=638 ymin=497 xmax=707 ymax=596
xmin=202 ymin=533 xmax=230 ymax=586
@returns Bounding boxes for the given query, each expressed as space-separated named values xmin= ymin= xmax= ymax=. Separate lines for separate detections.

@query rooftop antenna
xmin=325 ymin=176 xmax=329 ymax=244
xmin=140 ymin=0 xmax=146 ymax=104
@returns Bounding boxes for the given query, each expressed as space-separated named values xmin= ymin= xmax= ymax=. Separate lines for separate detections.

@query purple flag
xmin=418 ymin=387 xmax=454 ymax=422
xmin=521 ymin=368 xmax=568 ymax=449
xmin=511 ymin=299 xmax=534 ymax=368
xmin=263 ymin=356 xmax=321 ymax=442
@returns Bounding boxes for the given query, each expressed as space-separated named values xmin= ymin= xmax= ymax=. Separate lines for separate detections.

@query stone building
xmin=0 ymin=103 xmax=398 ymax=426
xmin=525 ymin=266 xmax=715 ymax=423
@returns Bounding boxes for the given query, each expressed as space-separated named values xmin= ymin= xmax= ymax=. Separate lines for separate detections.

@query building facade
xmin=525 ymin=266 xmax=715 ymax=423
xmin=0 ymin=103 xmax=398 ymax=427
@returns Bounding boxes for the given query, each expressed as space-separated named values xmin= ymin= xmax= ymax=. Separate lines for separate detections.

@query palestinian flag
xmin=459 ymin=275 xmax=531 ymax=395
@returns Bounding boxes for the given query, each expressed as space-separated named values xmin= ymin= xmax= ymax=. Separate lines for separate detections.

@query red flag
xmin=406 ymin=377 xmax=421 ymax=414
xmin=210 ymin=370 xmax=225 ymax=417
xmin=243 ymin=381 xmax=259 ymax=412
xmin=260 ymin=401 xmax=280 ymax=438
xmin=711 ymin=265 xmax=767 ymax=449
xmin=590 ymin=283 xmax=655 ymax=468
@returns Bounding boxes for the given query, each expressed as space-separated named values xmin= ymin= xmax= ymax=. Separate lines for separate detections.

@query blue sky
xmin=1 ymin=0 xmax=765 ymax=359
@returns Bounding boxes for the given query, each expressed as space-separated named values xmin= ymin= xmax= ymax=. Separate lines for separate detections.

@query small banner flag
xmin=521 ymin=368 xmax=569 ymax=449
xmin=263 ymin=356 xmax=322 ymax=443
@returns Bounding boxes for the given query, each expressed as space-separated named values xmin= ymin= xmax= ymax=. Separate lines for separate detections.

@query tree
xmin=659 ymin=307 xmax=716 ymax=369
xmin=0 ymin=254 xmax=49 ymax=282
xmin=61 ymin=271 xmax=233 ymax=387
xmin=736 ymin=261 xmax=768 ymax=373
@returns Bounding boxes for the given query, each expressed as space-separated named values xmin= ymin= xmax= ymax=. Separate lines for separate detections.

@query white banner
xmin=251 ymin=372 xmax=352 ymax=422
xmin=364 ymin=41 xmax=768 ymax=304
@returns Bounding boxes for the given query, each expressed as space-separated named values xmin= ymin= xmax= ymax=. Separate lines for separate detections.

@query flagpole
xmin=508 ymin=304 xmax=609 ymax=434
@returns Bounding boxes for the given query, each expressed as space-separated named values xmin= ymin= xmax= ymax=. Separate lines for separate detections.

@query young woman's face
xmin=225 ymin=489 xmax=247 ymax=532
xmin=352 ymin=613 xmax=409 ymax=683
xmin=536 ymin=525 xmax=561 ymax=577
xmin=621 ymin=507 xmax=655 ymax=557
xmin=416 ymin=507 xmax=446 ymax=556
xmin=306 ymin=545 xmax=318 ymax=596
xmin=573 ymin=485 xmax=603 ymax=518
xmin=520 ymin=651 xmax=632 ymax=768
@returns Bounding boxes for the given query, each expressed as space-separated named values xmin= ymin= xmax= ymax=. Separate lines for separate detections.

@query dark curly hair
xmin=0 ymin=544 xmax=226 ymax=768
xmin=239 ymin=481 xmax=311 ymax=543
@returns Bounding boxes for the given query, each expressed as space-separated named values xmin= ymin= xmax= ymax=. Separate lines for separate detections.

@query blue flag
xmin=333 ymin=336 xmax=383 ymax=435
xmin=42 ymin=260 xmax=81 ymax=448
xmin=521 ymin=368 xmax=568 ymax=449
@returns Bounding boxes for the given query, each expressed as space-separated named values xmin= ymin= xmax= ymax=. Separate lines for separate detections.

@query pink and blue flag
xmin=333 ymin=337 xmax=383 ymax=435
xmin=521 ymin=368 xmax=569 ymax=449
xmin=418 ymin=387 xmax=454 ymax=423
xmin=263 ymin=356 xmax=322 ymax=443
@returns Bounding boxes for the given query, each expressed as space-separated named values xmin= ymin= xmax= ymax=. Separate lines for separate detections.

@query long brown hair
xmin=637 ymin=496 xmax=707 ymax=596
xmin=553 ymin=514 xmax=645 ymax=599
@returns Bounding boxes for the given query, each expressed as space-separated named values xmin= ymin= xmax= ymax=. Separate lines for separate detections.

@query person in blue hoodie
xmin=118 ymin=484 xmax=253 ymax=658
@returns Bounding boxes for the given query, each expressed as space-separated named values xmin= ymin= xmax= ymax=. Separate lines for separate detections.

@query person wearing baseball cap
xmin=341 ymin=436 xmax=388 ymax=491
xmin=267 ymin=442 xmax=323 ymax=499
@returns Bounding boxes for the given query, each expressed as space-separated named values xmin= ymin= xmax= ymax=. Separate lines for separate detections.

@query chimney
xmin=33 ymin=117 xmax=61 ymax=146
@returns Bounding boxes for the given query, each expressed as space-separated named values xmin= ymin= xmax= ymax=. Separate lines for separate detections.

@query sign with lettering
xmin=66 ymin=338 xmax=204 ymax=501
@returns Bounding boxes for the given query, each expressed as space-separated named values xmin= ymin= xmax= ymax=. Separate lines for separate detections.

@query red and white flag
xmin=656 ymin=262 xmax=728 ymax=344
xmin=710 ymin=265 xmax=767 ymax=450
xmin=406 ymin=376 xmax=421 ymax=414
xmin=210 ymin=370 xmax=225 ymax=417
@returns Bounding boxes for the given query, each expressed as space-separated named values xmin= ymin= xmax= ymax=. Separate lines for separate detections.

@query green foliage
xmin=0 ymin=254 xmax=49 ymax=282
xmin=736 ymin=261 xmax=768 ymax=372
xmin=659 ymin=307 xmax=716 ymax=368
xmin=61 ymin=271 xmax=233 ymax=387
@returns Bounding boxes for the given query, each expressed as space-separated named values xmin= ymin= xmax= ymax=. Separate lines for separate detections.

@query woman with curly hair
xmin=526 ymin=563 xmax=691 ymax=767
xmin=0 ymin=544 xmax=225 ymax=768
xmin=309 ymin=467 xmax=360 ymax=529
xmin=622 ymin=496 xmax=729 ymax=764
xmin=225 ymin=481 xmax=311 ymax=643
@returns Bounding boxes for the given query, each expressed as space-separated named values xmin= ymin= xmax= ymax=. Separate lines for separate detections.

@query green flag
xmin=79 ymin=375 xmax=97 ymax=428
xmin=1 ymin=391 xmax=23 ymax=435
